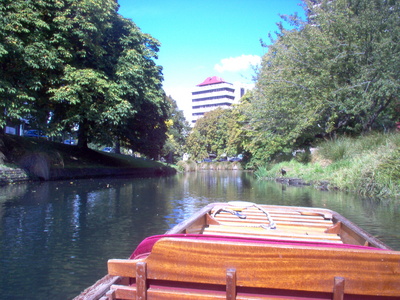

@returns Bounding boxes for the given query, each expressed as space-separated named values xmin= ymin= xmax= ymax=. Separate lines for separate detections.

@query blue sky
xmin=117 ymin=0 xmax=304 ymax=120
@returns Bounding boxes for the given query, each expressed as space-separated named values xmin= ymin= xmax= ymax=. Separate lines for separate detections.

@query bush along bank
xmin=254 ymin=132 xmax=400 ymax=200
xmin=176 ymin=160 xmax=243 ymax=172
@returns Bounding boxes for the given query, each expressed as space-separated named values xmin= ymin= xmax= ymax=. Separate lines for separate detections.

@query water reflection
xmin=0 ymin=171 xmax=399 ymax=299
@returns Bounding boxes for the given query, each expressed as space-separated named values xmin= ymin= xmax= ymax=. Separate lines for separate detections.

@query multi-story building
xmin=191 ymin=76 xmax=244 ymax=125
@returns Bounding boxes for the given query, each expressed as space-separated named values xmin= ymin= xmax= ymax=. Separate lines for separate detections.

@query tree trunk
xmin=77 ymin=119 xmax=89 ymax=148
xmin=115 ymin=140 xmax=121 ymax=154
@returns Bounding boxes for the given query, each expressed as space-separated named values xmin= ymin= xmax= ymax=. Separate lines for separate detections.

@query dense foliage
xmin=246 ymin=0 xmax=400 ymax=164
xmin=1 ymin=0 xmax=166 ymax=154
xmin=185 ymin=107 xmax=245 ymax=161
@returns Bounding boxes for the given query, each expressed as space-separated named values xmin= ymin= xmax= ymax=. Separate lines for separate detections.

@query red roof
xmin=197 ymin=76 xmax=227 ymax=86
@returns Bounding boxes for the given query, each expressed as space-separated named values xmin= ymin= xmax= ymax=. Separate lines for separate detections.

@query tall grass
xmin=177 ymin=160 xmax=197 ymax=172
xmin=256 ymin=132 xmax=400 ymax=200
xmin=318 ymin=133 xmax=400 ymax=198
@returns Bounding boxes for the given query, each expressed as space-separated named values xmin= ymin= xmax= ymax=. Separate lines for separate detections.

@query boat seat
xmin=107 ymin=236 xmax=400 ymax=300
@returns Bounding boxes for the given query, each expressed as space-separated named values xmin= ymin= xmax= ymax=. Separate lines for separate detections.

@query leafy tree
xmin=230 ymin=92 xmax=253 ymax=164
xmin=161 ymin=95 xmax=191 ymax=163
xmin=308 ymin=0 xmax=400 ymax=132
xmin=185 ymin=129 xmax=208 ymax=161
xmin=186 ymin=108 xmax=241 ymax=161
xmin=48 ymin=0 xmax=164 ymax=148
xmin=0 ymin=0 xmax=61 ymax=129
xmin=49 ymin=66 xmax=129 ymax=147
xmin=1 ymin=0 xmax=164 ymax=151
xmin=119 ymin=97 xmax=169 ymax=160
xmin=248 ymin=0 xmax=400 ymax=164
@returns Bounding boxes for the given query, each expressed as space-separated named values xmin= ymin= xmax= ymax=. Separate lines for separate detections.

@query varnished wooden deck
xmin=203 ymin=204 xmax=342 ymax=244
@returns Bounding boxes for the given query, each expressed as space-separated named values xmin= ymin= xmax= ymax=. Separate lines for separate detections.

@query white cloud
xmin=214 ymin=54 xmax=261 ymax=73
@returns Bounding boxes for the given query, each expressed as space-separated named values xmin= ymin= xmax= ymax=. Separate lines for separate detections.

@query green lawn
xmin=1 ymin=134 xmax=165 ymax=170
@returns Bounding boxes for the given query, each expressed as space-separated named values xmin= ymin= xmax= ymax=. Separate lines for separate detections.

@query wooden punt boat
xmin=75 ymin=202 xmax=400 ymax=300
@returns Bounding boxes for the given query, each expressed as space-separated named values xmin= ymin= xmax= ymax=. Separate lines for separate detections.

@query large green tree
xmin=1 ymin=0 xmax=164 ymax=150
xmin=119 ymin=96 xmax=168 ymax=160
xmin=247 ymin=0 xmax=400 ymax=164
xmin=185 ymin=107 xmax=244 ymax=161
xmin=48 ymin=0 xmax=164 ymax=148
xmin=0 ymin=0 xmax=61 ymax=129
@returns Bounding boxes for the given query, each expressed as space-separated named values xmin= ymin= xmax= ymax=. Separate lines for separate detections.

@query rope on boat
xmin=212 ymin=208 xmax=246 ymax=219
xmin=252 ymin=204 xmax=276 ymax=229
xmin=212 ymin=203 xmax=276 ymax=230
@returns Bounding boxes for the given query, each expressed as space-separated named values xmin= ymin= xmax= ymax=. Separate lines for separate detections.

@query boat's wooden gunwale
xmin=165 ymin=203 xmax=218 ymax=234
xmin=330 ymin=212 xmax=391 ymax=249
xmin=73 ymin=274 xmax=122 ymax=300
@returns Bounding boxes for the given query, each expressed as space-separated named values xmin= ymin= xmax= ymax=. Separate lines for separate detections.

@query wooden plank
xmin=140 ymin=238 xmax=400 ymax=297
xmin=202 ymin=231 xmax=343 ymax=244
xmin=145 ymin=288 xmax=323 ymax=300
xmin=107 ymin=281 xmax=328 ymax=300
xmin=333 ymin=277 xmax=345 ymax=300
xmin=270 ymin=224 xmax=334 ymax=234
xmin=106 ymin=289 xmax=116 ymax=300
xmin=212 ymin=219 xmax=334 ymax=230
xmin=226 ymin=269 xmax=236 ymax=300
xmin=108 ymin=259 xmax=137 ymax=277
xmin=109 ymin=285 xmax=136 ymax=300
xmin=256 ymin=205 xmax=334 ymax=219
xmin=214 ymin=214 xmax=332 ymax=224
xmin=215 ymin=211 xmax=331 ymax=223
xmin=213 ymin=213 xmax=335 ymax=229
xmin=136 ymin=262 xmax=147 ymax=300
xmin=73 ymin=274 xmax=122 ymax=300
xmin=147 ymin=289 xmax=226 ymax=299
xmin=208 ymin=221 xmax=333 ymax=233
xmin=107 ymin=284 xmax=336 ymax=300
xmin=204 ymin=225 xmax=342 ymax=242
xmin=203 ymin=226 xmax=337 ymax=240
xmin=213 ymin=205 xmax=334 ymax=219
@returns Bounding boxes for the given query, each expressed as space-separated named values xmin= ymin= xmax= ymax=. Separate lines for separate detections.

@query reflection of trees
xmin=0 ymin=184 xmax=28 ymax=219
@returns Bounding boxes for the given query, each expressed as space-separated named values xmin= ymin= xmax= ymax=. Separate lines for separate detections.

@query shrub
xmin=176 ymin=160 xmax=197 ymax=172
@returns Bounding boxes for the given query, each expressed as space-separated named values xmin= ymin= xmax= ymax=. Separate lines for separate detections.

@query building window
xmin=192 ymin=95 xmax=235 ymax=102
xmin=192 ymin=103 xmax=232 ymax=110
xmin=192 ymin=87 xmax=235 ymax=95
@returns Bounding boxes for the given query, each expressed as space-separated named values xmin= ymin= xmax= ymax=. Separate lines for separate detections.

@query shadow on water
xmin=0 ymin=170 xmax=399 ymax=299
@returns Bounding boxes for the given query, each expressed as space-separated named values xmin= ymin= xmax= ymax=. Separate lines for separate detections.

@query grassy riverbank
xmin=255 ymin=132 xmax=400 ymax=200
xmin=0 ymin=134 xmax=174 ymax=182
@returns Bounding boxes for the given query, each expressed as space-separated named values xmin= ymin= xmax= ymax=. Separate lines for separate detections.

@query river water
xmin=0 ymin=171 xmax=399 ymax=299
